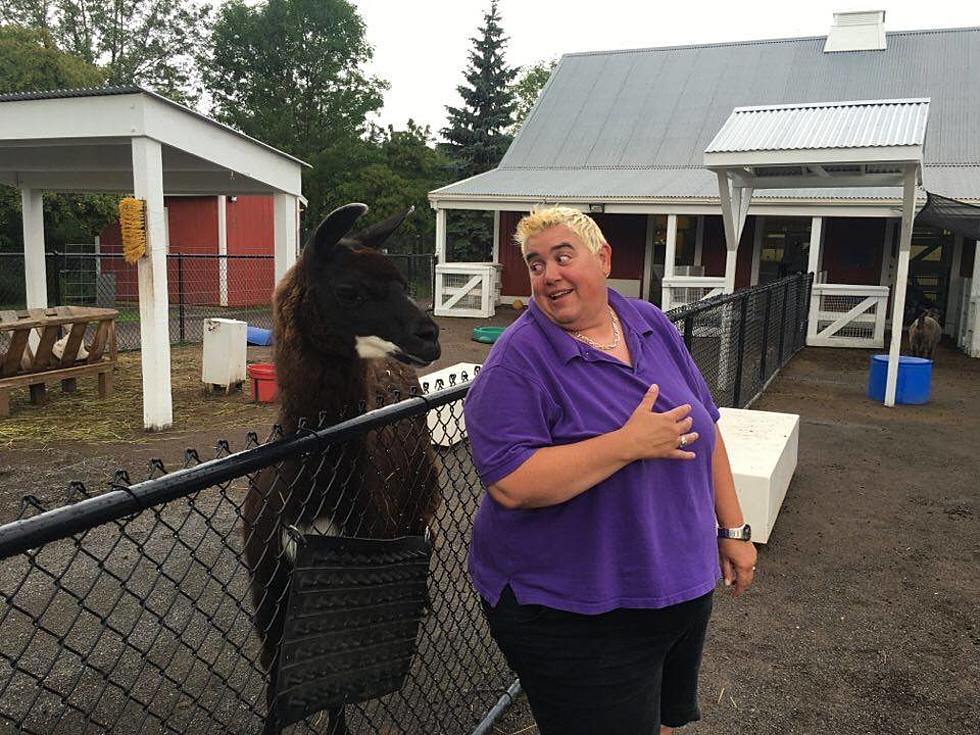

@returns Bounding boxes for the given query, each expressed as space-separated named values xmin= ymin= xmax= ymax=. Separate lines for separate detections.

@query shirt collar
xmin=527 ymin=288 xmax=654 ymax=364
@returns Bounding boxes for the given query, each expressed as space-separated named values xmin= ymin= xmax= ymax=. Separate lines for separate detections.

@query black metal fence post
xmin=778 ymin=279 xmax=790 ymax=363
xmin=732 ymin=295 xmax=749 ymax=407
xmin=683 ymin=314 xmax=693 ymax=350
xmin=177 ymin=253 xmax=186 ymax=343
xmin=759 ymin=288 xmax=773 ymax=384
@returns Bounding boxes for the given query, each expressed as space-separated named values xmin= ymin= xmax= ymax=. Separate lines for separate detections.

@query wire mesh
xmin=0 ymin=252 xmax=435 ymax=352
xmin=0 ymin=275 xmax=811 ymax=734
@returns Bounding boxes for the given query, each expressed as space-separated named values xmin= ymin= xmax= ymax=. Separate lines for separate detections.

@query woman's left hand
xmin=718 ymin=539 xmax=757 ymax=597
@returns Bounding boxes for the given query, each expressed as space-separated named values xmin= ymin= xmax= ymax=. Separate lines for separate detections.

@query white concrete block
xmin=420 ymin=362 xmax=481 ymax=446
xmin=717 ymin=407 xmax=799 ymax=544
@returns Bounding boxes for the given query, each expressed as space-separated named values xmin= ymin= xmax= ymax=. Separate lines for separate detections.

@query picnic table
xmin=0 ymin=306 xmax=118 ymax=418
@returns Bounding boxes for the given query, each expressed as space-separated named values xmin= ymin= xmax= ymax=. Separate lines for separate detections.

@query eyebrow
xmin=524 ymin=242 xmax=574 ymax=264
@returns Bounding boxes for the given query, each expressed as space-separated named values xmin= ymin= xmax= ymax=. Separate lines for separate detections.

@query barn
xmin=98 ymin=195 xmax=275 ymax=307
xmin=428 ymin=11 xmax=980 ymax=356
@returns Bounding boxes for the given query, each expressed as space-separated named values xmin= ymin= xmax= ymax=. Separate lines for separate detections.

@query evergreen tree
xmin=441 ymin=1 xmax=516 ymax=179
xmin=440 ymin=1 xmax=516 ymax=262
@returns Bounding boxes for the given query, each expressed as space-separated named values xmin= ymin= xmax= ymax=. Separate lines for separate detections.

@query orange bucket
xmin=246 ymin=363 xmax=278 ymax=403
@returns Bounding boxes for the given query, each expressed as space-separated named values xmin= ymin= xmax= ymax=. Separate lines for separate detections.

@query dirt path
xmin=2 ymin=313 xmax=976 ymax=734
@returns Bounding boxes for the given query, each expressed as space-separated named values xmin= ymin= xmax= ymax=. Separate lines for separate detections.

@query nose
xmin=542 ymin=259 xmax=561 ymax=282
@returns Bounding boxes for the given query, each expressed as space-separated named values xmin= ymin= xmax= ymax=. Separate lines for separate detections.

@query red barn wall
xmin=822 ymin=217 xmax=885 ymax=285
xmin=226 ymin=195 xmax=275 ymax=307
xmin=700 ymin=215 xmax=754 ymax=288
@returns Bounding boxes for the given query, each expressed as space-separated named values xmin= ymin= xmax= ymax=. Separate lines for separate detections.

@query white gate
xmin=661 ymin=276 xmax=726 ymax=312
xmin=433 ymin=262 xmax=502 ymax=318
xmin=806 ymin=284 xmax=889 ymax=348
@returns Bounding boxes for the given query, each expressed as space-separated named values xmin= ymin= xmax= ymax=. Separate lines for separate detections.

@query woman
xmin=464 ymin=207 xmax=756 ymax=735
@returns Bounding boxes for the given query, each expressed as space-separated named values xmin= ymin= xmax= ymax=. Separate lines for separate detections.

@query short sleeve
xmin=463 ymin=365 xmax=556 ymax=487
xmin=654 ymin=308 xmax=721 ymax=423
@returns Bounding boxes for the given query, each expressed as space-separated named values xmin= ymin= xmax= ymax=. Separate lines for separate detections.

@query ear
xmin=344 ymin=206 xmax=415 ymax=249
xmin=310 ymin=203 xmax=369 ymax=256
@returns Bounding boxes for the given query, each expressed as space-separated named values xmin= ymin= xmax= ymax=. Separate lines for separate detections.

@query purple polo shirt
xmin=464 ymin=289 xmax=722 ymax=614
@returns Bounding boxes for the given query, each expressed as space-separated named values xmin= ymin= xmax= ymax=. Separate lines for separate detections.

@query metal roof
xmin=432 ymin=26 xmax=980 ymax=203
xmin=430 ymin=164 xmax=971 ymax=202
xmin=704 ymin=99 xmax=929 ymax=153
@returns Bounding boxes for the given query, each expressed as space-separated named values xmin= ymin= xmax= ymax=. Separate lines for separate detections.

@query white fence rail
xmin=661 ymin=276 xmax=726 ymax=312
xmin=806 ymin=283 xmax=889 ymax=348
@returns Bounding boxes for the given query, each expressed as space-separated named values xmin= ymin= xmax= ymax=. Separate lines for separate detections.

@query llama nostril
xmin=415 ymin=319 xmax=439 ymax=343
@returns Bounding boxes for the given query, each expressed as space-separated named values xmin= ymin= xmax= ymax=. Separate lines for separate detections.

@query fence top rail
xmin=665 ymin=272 xmax=811 ymax=321
xmin=812 ymin=283 xmax=890 ymax=295
xmin=0 ymin=380 xmax=471 ymax=560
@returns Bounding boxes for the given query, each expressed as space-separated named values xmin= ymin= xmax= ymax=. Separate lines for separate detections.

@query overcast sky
xmin=349 ymin=0 xmax=978 ymax=138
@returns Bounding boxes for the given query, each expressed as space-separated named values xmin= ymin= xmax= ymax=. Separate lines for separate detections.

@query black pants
xmin=482 ymin=586 xmax=713 ymax=735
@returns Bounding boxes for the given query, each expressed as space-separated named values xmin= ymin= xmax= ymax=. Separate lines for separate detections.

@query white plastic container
xmin=202 ymin=318 xmax=247 ymax=391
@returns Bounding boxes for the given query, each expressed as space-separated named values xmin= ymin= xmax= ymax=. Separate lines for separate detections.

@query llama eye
xmin=335 ymin=285 xmax=362 ymax=303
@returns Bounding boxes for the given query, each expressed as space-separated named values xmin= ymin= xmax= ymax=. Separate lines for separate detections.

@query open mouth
xmin=548 ymin=289 xmax=574 ymax=301
xmin=394 ymin=352 xmax=434 ymax=367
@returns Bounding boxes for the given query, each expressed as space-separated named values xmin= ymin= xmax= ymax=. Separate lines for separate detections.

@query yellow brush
xmin=118 ymin=197 xmax=147 ymax=264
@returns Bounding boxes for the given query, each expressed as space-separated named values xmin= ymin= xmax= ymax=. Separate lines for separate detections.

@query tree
xmin=331 ymin=121 xmax=453 ymax=255
xmin=0 ymin=25 xmax=117 ymax=253
xmin=440 ymin=1 xmax=517 ymax=262
xmin=204 ymin=0 xmax=388 ymax=235
xmin=0 ymin=0 xmax=211 ymax=104
xmin=510 ymin=58 xmax=557 ymax=134
xmin=441 ymin=1 xmax=517 ymax=180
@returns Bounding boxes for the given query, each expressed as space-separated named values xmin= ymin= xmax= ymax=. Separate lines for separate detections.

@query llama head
xmin=300 ymin=203 xmax=441 ymax=366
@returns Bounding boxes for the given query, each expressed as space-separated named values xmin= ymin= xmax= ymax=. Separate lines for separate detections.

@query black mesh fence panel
xmin=0 ymin=252 xmax=435 ymax=352
xmin=0 ymin=274 xmax=811 ymax=734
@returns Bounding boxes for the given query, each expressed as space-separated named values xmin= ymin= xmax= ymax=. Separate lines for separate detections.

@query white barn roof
xmin=0 ymin=86 xmax=307 ymax=196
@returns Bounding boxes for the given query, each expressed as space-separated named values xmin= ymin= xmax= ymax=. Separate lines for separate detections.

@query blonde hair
xmin=515 ymin=207 xmax=607 ymax=256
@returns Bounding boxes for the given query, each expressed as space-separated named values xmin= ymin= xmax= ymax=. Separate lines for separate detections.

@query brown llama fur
xmin=240 ymin=204 xmax=442 ymax=731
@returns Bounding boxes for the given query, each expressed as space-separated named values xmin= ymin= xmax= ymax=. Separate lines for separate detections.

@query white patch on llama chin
xmin=281 ymin=516 xmax=343 ymax=563
xmin=355 ymin=335 xmax=400 ymax=360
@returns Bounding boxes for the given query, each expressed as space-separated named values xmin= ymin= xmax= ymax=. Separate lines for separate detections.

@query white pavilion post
xmin=21 ymin=189 xmax=48 ymax=353
xmin=217 ymin=195 xmax=229 ymax=307
xmin=968 ymin=240 xmax=980 ymax=358
xmin=662 ymin=214 xmax=678 ymax=310
xmin=806 ymin=216 xmax=824 ymax=343
xmin=642 ymin=215 xmax=655 ymax=303
xmin=434 ymin=207 xmax=447 ymax=263
xmin=884 ymin=167 xmax=918 ymax=406
xmin=273 ymin=192 xmax=298 ymax=286
xmin=131 ymin=137 xmax=173 ymax=430
xmin=716 ymin=172 xmax=740 ymax=294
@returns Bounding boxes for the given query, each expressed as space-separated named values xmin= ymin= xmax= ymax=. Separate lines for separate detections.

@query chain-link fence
xmin=0 ymin=275 xmax=810 ymax=735
xmin=0 ymin=252 xmax=436 ymax=351
xmin=666 ymin=272 xmax=812 ymax=409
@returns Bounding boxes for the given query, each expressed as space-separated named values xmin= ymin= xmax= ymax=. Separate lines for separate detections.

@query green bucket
xmin=472 ymin=326 xmax=506 ymax=344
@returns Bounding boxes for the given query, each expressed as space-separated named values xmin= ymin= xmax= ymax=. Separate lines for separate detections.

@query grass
xmin=0 ymin=345 xmax=279 ymax=449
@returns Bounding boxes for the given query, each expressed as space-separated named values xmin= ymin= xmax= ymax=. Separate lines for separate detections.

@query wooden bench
xmin=0 ymin=306 xmax=118 ymax=418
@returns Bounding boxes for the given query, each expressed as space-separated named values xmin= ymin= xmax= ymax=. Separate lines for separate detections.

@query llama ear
xmin=310 ymin=203 xmax=369 ymax=256
xmin=345 ymin=206 xmax=415 ymax=249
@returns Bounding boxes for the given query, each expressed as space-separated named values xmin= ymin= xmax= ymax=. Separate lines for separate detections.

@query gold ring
xmin=679 ymin=435 xmax=688 ymax=449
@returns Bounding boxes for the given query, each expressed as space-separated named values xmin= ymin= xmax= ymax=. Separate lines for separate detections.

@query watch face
xmin=743 ymin=524 xmax=752 ymax=541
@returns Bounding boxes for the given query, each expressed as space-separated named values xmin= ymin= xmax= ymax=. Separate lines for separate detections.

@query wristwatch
xmin=717 ymin=523 xmax=752 ymax=541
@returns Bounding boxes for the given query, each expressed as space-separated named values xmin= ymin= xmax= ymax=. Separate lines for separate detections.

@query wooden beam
xmin=132 ymin=137 xmax=174 ymax=430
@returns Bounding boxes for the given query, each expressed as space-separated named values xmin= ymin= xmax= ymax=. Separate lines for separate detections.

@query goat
xmin=241 ymin=203 xmax=442 ymax=734
xmin=909 ymin=308 xmax=942 ymax=360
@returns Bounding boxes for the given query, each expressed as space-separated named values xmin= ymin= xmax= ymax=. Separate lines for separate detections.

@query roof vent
xmin=824 ymin=10 xmax=886 ymax=52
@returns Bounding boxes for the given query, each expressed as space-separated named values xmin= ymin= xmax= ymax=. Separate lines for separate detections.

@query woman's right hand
xmin=617 ymin=384 xmax=698 ymax=461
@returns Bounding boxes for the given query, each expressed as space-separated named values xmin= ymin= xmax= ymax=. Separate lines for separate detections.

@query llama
xmin=909 ymin=308 xmax=942 ymax=360
xmin=242 ymin=203 xmax=442 ymax=733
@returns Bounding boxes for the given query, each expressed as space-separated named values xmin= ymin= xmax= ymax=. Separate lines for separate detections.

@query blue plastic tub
xmin=246 ymin=326 xmax=273 ymax=346
xmin=867 ymin=355 xmax=932 ymax=404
